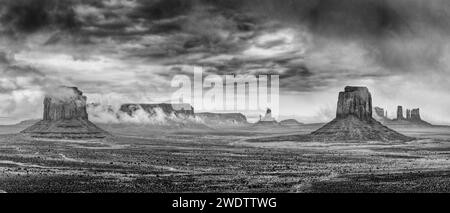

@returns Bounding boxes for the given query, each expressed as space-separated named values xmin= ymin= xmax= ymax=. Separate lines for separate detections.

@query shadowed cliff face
xmin=43 ymin=87 xmax=88 ymax=121
xmin=336 ymin=86 xmax=372 ymax=121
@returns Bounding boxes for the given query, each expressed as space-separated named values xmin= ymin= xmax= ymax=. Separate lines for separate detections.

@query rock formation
xmin=397 ymin=106 xmax=404 ymax=120
xmin=22 ymin=86 xmax=109 ymax=139
xmin=411 ymin=108 xmax=421 ymax=121
xmin=374 ymin=107 xmax=385 ymax=118
xmin=195 ymin=113 xmax=248 ymax=126
xmin=373 ymin=106 xmax=390 ymax=123
xmin=120 ymin=103 xmax=194 ymax=117
xmin=375 ymin=106 xmax=431 ymax=126
xmin=310 ymin=86 xmax=412 ymax=142
xmin=254 ymin=108 xmax=279 ymax=126
xmin=279 ymin=119 xmax=304 ymax=127
xmin=336 ymin=87 xmax=372 ymax=121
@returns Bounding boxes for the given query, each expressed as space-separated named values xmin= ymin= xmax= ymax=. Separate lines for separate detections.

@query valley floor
xmin=0 ymin=125 xmax=450 ymax=193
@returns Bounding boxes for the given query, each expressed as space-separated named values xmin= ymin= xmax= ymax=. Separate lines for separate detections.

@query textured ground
xmin=0 ymin=124 xmax=450 ymax=193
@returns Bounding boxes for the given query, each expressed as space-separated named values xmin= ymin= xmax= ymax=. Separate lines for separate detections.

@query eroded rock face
xmin=311 ymin=86 xmax=412 ymax=142
xmin=336 ymin=86 xmax=372 ymax=121
xmin=196 ymin=113 xmax=248 ymax=126
xmin=43 ymin=87 xmax=88 ymax=121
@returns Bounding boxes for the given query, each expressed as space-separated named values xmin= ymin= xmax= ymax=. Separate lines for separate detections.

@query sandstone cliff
xmin=254 ymin=108 xmax=279 ymax=127
xmin=310 ymin=86 xmax=411 ymax=142
xmin=336 ymin=87 xmax=372 ymax=121
xmin=279 ymin=119 xmax=304 ymax=127
xmin=21 ymin=87 xmax=109 ymax=139
xmin=250 ymin=86 xmax=412 ymax=142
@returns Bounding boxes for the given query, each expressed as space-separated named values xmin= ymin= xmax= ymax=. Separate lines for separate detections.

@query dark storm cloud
xmin=0 ymin=0 xmax=80 ymax=34
xmin=239 ymin=0 xmax=450 ymax=71
xmin=3 ymin=0 xmax=450 ymax=92
xmin=131 ymin=0 xmax=193 ymax=20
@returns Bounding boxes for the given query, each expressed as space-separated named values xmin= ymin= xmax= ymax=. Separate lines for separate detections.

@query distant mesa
xmin=195 ymin=112 xmax=248 ymax=126
xmin=21 ymin=86 xmax=109 ymax=139
xmin=374 ymin=105 xmax=432 ymax=127
xmin=279 ymin=119 xmax=304 ymax=127
xmin=254 ymin=108 xmax=280 ymax=126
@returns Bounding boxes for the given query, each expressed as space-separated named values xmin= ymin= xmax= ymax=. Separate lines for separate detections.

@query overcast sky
xmin=1 ymin=0 xmax=450 ymax=124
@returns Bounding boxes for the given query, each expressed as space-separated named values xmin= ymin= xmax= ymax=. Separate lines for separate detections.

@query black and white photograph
xmin=1 ymin=0 xmax=450 ymax=202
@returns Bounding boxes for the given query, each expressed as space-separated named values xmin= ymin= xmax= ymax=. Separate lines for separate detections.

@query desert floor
xmin=1 ymin=124 xmax=450 ymax=193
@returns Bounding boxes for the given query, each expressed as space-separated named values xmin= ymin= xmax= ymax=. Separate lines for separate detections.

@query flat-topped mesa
xmin=21 ymin=86 xmax=109 ymax=139
xmin=311 ymin=86 xmax=412 ymax=142
xmin=43 ymin=87 xmax=88 ymax=121
xmin=336 ymin=86 xmax=372 ymax=121
xmin=374 ymin=107 xmax=385 ymax=118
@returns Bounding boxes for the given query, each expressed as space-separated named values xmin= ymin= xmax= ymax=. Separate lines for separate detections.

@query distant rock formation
xmin=374 ymin=106 xmax=391 ymax=123
xmin=22 ymin=86 xmax=109 ymax=139
xmin=397 ymin=106 xmax=404 ymax=120
xmin=279 ymin=119 xmax=304 ymax=127
xmin=374 ymin=106 xmax=432 ymax=126
xmin=260 ymin=108 xmax=276 ymax=122
xmin=374 ymin=107 xmax=385 ymax=118
xmin=254 ymin=108 xmax=279 ymax=126
xmin=195 ymin=113 xmax=248 ymax=127
xmin=248 ymin=87 xmax=412 ymax=143
xmin=411 ymin=108 xmax=421 ymax=120
xmin=310 ymin=86 xmax=412 ymax=142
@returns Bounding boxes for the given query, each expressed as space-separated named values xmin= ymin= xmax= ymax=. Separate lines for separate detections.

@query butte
xmin=21 ymin=86 xmax=109 ymax=139
xmin=249 ymin=86 xmax=413 ymax=142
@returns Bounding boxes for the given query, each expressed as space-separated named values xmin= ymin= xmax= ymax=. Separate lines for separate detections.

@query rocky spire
xmin=43 ymin=87 xmax=89 ymax=121
xmin=411 ymin=108 xmax=421 ymax=121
